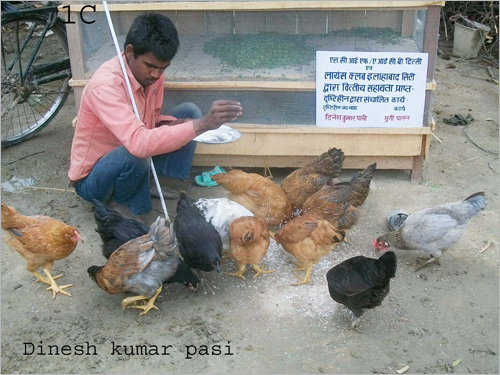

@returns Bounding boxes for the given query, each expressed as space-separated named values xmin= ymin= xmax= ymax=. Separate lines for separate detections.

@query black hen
xmin=326 ymin=251 xmax=397 ymax=328
xmin=164 ymin=260 xmax=200 ymax=291
xmin=93 ymin=199 xmax=149 ymax=259
xmin=175 ymin=193 xmax=222 ymax=293
xmin=92 ymin=199 xmax=199 ymax=291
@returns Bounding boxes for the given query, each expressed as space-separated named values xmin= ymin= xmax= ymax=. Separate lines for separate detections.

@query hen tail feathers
xmin=149 ymin=217 xmax=178 ymax=256
xmin=464 ymin=192 xmax=488 ymax=213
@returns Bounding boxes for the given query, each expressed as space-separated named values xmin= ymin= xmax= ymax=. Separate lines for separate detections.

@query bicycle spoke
xmin=35 ymin=84 xmax=68 ymax=107
xmin=21 ymin=100 xmax=32 ymax=129
xmin=26 ymin=103 xmax=43 ymax=120
xmin=29 ymin=96 xmax=52 ymax=112
xmin=1 ymin=94 xmax=21 ymax=118
xmin=40 ymin=95 xmax=55 ymax=109
xmin=28 ymin=98 xmax=47 ymax=117
xmin=21 ymin=105 xmax=30 ymax=129
xmin=16 ymin=101 xmax=23 ymax=136
xmin=27 ymin=100 xmax=38 ymax=123
xmin=48 ymin=47 xmax=65 ymax=57
xmin=4 ymin=111 xmax=15 ymax=138
xmin=10 ymin=112 xmax=17 ymax=137
xmin=1 ymin=35 xmax=7 ymax=71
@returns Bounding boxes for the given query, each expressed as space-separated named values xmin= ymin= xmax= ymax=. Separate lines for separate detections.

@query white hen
xmin=194 ymin=198 xmax=254 ymax=250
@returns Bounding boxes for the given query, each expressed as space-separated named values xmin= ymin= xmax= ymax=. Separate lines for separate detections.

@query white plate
xmin=193 ymin=125 xmax=242 ymax=144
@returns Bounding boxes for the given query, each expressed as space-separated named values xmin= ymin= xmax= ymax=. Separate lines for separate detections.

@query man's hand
xmin=156 ymin=118 xmax=191 ymax=127
xmin=193 ymin=100 xmax=242 ymax=136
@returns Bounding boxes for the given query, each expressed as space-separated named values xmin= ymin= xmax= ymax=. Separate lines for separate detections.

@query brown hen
xmin=226 ymin=216 xmax=274 ymax=280
xmin=1 ymin=201 xmax=83 ymax=299
xmin=88 ymin=217 xmax=179 ymax=315
xmin=281 ymin=148 xmax=345 ymax=210
xmin=303 ymin=163 xmax=376 ymax=230
xmin=275 ymin=214 xmax=345 ymax=286
xmin=212 ymin=170 xmax=293 ymax=226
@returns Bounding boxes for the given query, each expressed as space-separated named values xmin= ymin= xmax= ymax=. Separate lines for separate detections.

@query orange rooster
xmin=275 ymin=214 xmax=345 ymax=286
xmin=1 ymin=201 xmax=83 ymax=299
xmin=212 ymin=170 xmax=293 ymax=226
xmin=281 ymin=148 xmax=345 ymax=210
xmin=303 ymin=163 xmax=376 ymax=230
xmin=226 ymin=216 xmax=274 ymax=280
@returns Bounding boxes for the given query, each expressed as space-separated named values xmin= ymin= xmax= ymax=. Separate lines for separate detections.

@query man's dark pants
xmin=75 ymin=102 xmax=201 ymax=215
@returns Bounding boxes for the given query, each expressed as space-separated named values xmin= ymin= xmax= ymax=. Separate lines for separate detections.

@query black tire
xmin=1 ymin=14 xmax=70 ymax=148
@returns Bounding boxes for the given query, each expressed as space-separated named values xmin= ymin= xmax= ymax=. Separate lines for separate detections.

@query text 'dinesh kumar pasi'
xmin=316 ymin=52 xmax=428 ymax=128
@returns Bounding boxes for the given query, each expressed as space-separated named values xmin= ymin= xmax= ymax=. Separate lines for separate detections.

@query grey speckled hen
xmin=374 ymin=192 xmax=488 ymax=270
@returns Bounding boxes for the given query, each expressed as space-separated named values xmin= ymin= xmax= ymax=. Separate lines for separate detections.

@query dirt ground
xmin=1 ymin=50 xmax=499 ymax=373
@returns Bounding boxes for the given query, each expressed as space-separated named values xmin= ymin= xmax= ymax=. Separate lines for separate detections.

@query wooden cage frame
xmin=64 ymin=1 xmax=444 ymax=182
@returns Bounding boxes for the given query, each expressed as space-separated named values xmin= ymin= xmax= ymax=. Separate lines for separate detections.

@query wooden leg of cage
xmin=411 ymin=137 xmax=426 ymax=183
xmin=411 ymin=155 xmax=424 ymax=183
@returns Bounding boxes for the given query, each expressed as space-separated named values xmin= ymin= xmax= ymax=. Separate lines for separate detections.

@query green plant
xmin=203 ymin=33 xmax=316 ymax=69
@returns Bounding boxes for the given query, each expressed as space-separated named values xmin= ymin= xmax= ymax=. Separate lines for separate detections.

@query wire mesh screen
xmin=163 ymin=90 xmax=316 ymax=125
xmin=79 ymin=8 xmax=428 ymax=81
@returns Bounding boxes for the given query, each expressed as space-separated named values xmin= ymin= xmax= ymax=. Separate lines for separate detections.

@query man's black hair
xmin=124 ymin=13 xmax=179 ymax=61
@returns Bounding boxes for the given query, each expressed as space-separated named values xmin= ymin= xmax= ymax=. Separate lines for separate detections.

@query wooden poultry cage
xmin=64 ymin=1 xmax=443 ymax=181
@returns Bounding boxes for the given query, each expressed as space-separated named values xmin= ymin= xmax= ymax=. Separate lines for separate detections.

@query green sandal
xmin=209 ymin=166 xmax=226 ymax=176
xmin=194 ymin=166 xmax=226 ymax=187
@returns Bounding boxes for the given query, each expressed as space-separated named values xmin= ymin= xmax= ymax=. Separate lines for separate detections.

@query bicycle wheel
xmin=1 ymin=15 xmax=70 ymax=148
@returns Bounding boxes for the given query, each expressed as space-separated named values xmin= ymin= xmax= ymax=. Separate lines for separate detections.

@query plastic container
xmin=452 ymin=21 xmax=491 ymax=58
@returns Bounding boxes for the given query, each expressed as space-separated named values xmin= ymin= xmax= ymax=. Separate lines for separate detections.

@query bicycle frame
xmin=2 ymin=4 xmax=70 ymax=91
xmin=1 ymin=5 xmax=60 ymax=19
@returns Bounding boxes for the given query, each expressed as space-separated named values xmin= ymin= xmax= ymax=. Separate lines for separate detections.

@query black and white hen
xmin=175 ymin=193 xmax=222 ymax=294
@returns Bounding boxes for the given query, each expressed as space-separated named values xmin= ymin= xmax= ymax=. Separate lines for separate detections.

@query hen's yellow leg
xmin=35 ymin=263 xmax=64 ymax=283
xmin=263 ymin=160 xmax=273 ymax=179
xmin=291 ymin=265 xmax=313 ymax=286
xmin=415 ymin=256 xmax=440 ymax=272
xmin=33 ymin=272 xmax=63 ymax=284
xmin=252 ymin=264 xmax=275 ymax=279
xmin=123 ymin=286 xmax=162 ymax=316
xmin=121 ymin=295 xmax=148 ymax=309
xmin=30 ymin=271 xmax=50 ymax=284
xmin=42 ymin=269 xmax=72 ymax=299
xmin=226 ymin=264 xmax=247 ymax=280
xmin=291 ymin=259 xmax=304 ymax=270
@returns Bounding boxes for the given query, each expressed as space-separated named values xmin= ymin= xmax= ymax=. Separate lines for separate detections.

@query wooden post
xmin=65 ymin=14 xmax=86 ymax=113
xmin=411 ymin=5 xmax=440 ymax=183
xmin=401 ymin=10 xmax=415 ymax=37
xmin=411 ymin=136 xmax=427 ymax=182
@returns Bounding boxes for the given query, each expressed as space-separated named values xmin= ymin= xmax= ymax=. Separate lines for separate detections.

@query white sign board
xmin=316 ymin=51 xmax=428 ymax=128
